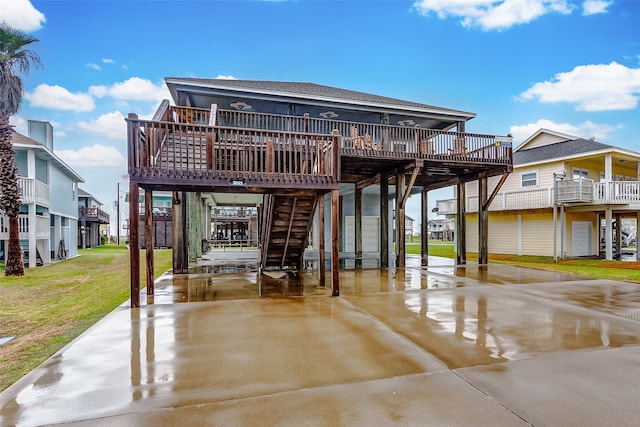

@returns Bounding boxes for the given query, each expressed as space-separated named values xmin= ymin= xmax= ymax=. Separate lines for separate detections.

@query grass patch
xmin=0 ymin=245 xmax=172 ymax=392
xmin=407 ymin=239 xmax=640 ymax=283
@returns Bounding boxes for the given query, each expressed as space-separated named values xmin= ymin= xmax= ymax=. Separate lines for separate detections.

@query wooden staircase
xmin=260 ymin=192 xmax=318 ymax=272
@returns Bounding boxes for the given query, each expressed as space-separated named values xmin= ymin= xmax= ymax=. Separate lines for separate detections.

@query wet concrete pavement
xmin=2 ymin=252 xmax=640 ymax=426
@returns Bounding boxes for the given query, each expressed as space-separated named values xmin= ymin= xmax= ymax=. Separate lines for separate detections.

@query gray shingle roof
xmin=514 ymin=138 xmax=614 ymax=165
xmin=165 ymin=78 xmax=475 ymax=118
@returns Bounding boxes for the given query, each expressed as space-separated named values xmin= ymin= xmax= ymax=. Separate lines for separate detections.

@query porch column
xmin=331 ymin=189 xmax=340 ymax=296
xmin=478 ymin=173 xmax=488 ymax=264
xmin=145 ymin=190 xmax=155 ymax=296
xmin=380 ymin=173 xmax=389 ymax=268
xmin=355 ymin=186 xmax=362 ymax=269
xmin=395 ymin=172 xmax=406 ymax=268
xmin=129 ymin=182 xmax=140 ymax=308
xmin=421 ymin=188 xmax=428 ymax=266
xmin=615 ymin=213 xmax=622 ymax=256
xmin=28 ymin=204 xmax=36 ymax=268
xmin=456 ymin=182 xmax=466 ymax=265
xmin=318 ymin=193 xmax=326 ymax=287
xmin=605 ymin=207 xmax=613 ymax=260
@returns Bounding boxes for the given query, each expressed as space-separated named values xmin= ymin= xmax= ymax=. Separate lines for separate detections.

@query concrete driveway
xmin=1 ymin=254 xmax=640 ymax=426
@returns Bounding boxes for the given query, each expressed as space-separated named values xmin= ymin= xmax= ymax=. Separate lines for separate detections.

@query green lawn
xmin=408 ymin=239 xmax=640 ymax=283
xmin=0 ymin=245 xmax=172 ymax=392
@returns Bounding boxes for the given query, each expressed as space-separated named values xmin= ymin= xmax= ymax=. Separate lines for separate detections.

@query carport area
xmin=2 ymin=255 xmax=640 ymax=426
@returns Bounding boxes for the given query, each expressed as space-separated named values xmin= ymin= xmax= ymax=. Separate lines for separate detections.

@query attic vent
xmin=230 ymin=101 xmax=252 ymax=111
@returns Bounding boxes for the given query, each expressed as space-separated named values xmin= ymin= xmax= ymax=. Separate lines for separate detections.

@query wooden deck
xmin=127 ymin=104 xmax=512 ymax=192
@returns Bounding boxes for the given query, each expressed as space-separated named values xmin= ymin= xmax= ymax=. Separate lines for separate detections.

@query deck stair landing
xmin=261 ymin=193 xmax=318 ymax=272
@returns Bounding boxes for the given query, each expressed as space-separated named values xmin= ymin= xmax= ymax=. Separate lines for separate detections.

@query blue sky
xmin=2 ymin=0 xmax=639 ymax=232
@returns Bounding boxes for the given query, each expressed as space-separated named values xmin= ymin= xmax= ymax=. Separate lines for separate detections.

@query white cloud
xmin=582 ymin=0 xmax=611 ymax=15
xmin=412 ymin=0 xmax=573 ymax=30
xmin=76 ymin=111 xmax=127 ymax=140
xmin=25 ymin=84 xmax=95 ymax=112
xmin=9 ymin=115 xmax=26 ymax=134
xmin=102 ymin=58 xmax=115 ymax=64
xmin=518 ymin=62 xmax=640 ymax=111
xmin=216 ymin=75 xmax=237 ymax=80
xmin=87 ymin=63 xmax=101 ymax=71
xmin=89 ymin=77 xmax=168 ymax=102
xmin=0 ymin=0 xmax=46 ymax=32
xmin=510 ymin=118 xmax=623 ymax=143
xmin=56 ymin=144 xmax=125 ymax=168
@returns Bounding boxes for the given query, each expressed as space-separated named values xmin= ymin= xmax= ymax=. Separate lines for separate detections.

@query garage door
xmin=571 ymin=221 xmax=592 ymax=257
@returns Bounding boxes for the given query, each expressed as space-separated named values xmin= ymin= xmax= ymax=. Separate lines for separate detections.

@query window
xmin=573 ymin=168 xmax=589 ymax=180
xmin=521 ymin=171 xmax=538 ymax=188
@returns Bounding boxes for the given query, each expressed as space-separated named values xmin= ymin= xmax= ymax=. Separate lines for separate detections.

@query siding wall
xmin=517 ymin=133 xmax=567 ymax=150
xmin=49 ymin=167 xmax=78 ymax=218
xmin=466 ymin=210 xmax=559 ymax=256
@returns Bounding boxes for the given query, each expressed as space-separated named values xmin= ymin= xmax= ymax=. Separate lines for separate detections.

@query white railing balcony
xmin=555 ymin=178 xmax=594 ymax=203
xmin=18 ymin=177 xmax=50 ymax=206
xmin=0 ymin=214 xmax=49 ymax=240
xmin=466 ymin=188 xmax=554 ymax=212
xmin=594 ymin=181 xmax=640 ymax=205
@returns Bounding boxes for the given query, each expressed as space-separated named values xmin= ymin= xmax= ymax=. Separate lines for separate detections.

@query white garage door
xmin=571 ymin=221 xmax=592 ymax=257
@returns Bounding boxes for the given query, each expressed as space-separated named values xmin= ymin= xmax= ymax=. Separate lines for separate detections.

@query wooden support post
xmin=615 ymin=213 xmax=622 ymax=256
xmin=318 ymin=193 xmax=326 ymax=287
xmin=380 ymin=173 xmax=389 ymax=268
xmin=331 ymin=189 xmax=340 ymax=296
xmin=396 ymin=172 xmax=406 ymax=267
xmin=172 ymin=191 xmax=189 ymax=273
xmin=145 ymin=190 xmax=155 ymax=296
xmin=129 ymin=182 xmax=140 ymax=308
xmin=421 ymin=188 xmax=428 ymax=266
xmin=355 ymin=186 xmax=363 ymax=269
xmin=478 ymin=174 xmax=488 ymax=265
xmin=456 ymin=181 xmax=466 ymax=265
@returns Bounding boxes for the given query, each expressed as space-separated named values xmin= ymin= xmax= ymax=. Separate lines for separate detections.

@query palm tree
xmin=0 ymin=22 xmax=41 ymax=276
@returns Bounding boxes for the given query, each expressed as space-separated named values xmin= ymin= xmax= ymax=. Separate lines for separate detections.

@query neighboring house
xmin=77 ymin=189 xmax=110 ymax=249
xmin=0 ymin=120 xmax=84 ymax=267
xmin=437 ymin=129 xmax=640 ymax=260
xmin=427 ymin=218 xmax=454 ymax=240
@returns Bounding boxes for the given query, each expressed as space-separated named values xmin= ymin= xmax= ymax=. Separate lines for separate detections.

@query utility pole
xmin=117 ymin=182 xmax=120 ymax=245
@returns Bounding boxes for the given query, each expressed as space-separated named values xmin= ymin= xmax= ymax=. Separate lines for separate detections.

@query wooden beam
xmin=356 ymin=173 xmax=380 ymax=190
xmin=400 ymin=163 xmax=422 ymax=209
xmin=129 ymin=182 xmax=140 ymax=308
xmin=478 ymin=173 xmax=488 ymax=265
xmin=355 ymin=187 xmax=362 ymax=269
xmin=144 ymin=189 xmax=154 ymax=297
xmin=483 ymin=172 xmax=509 ymax=211
xmin=421 ymin=188 xmax=428 ymax=267
xmin=396 ymin=172 xmax=406 ymax=267
xmin=380 ymin=172 xmax=389 ymax=268
xmin=318 ymin=193 xmax=326 ymax=286
xmin=331 ymin=189 xmax=340 ymax=296
xmin=456 ymin=182 xmax=466 ymax=265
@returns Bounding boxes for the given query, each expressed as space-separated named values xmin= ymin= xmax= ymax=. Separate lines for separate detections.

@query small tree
xmin=0 ymin=22 xmax=41 ymax=276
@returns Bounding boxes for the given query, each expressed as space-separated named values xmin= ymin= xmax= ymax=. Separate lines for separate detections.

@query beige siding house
xmin=438 ymin=129 xmax=640 ymax=261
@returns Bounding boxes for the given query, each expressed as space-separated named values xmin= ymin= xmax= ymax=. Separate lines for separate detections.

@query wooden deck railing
xmin=78 ymin=206 xmax=110 ymax=223
xmin=127 ymin=111 xmax=340 ymax=188
xmin=127 ymin=104 xmax=512 ymax=186
xmin=216 ymin=108 xmax=512 ymax=164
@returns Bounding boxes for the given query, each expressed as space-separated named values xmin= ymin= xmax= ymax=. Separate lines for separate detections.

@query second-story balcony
xmin=436 ymin=179 xmax=640 ymax=215
xmin=0 ymin=214 xmax=50 ymax=241
xmin=18 ymin=177 xmax=50 ymax=206
xmin=78 ymin=206 xmax=110 ymax=224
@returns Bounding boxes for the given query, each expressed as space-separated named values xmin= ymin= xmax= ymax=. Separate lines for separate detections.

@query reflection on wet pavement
xmin=2 ymin=252 xmax=640 ymax=426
